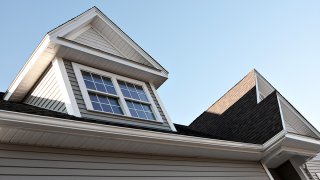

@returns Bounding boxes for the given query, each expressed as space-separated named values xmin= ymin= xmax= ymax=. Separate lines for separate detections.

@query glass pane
xmin=139 ymin=94 xmax=148 ymax=102
xmin=118 ymin=80 xmax=127 ymax=89
xmin=145 ymin=112 xmax=156 ymax=120
xmin=108 ymin=98 xmax=119 ymax=106
xmin=81 ymin=71 xmax=93 ymax=81
xmin=84 ymin=80 xmax=96 ymax=90
xmin=133 ymin=102 xmax=143 ymax=110
xmin=137 ymin=110 xmax=147 ymax=119
xmin=142 ymin=104 xmax=152 ymax=112
xmin=92 ymin=74 xmax=103 ymax=83
xmin=92 ymin=102 xmax=102 ymax=111
xmin=95 ymin=83 xmax=106 ymax=92
xmin=129 ymin=109 xmax=139 ymax=117
xmin=127 ymin=83 xmax=136 ymax=92
xmin=135 ymin=85 xmax=145 ymax=94
xmin=126 ymin=101 xmax=134 ymax=109
xmin=102 ymin=77 xmax=113 ymax=86
xmin=121 ymin=89 xmax=131 ymax=98
xmin=112 ymin=106 xmax=123 ymax=115
xmin=97 ymin=95 xmax=109 ymax=104
xmin=130 ymin=91 xmax=140 ymax=100
xmin=106 ymin=86 xmax=116 ymax=95
xmin=89 ymin=93 xmax=98 ymax=102
xmin=101 ymin=104 xmax=113 ymax=113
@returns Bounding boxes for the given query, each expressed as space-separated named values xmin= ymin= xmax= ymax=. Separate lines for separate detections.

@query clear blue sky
xmin=1 ymin=1 xmax=319 ymax=129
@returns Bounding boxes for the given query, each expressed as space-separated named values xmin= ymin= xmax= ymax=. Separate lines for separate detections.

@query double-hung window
xmin=73 ymin=63 xmax=160 ymax=122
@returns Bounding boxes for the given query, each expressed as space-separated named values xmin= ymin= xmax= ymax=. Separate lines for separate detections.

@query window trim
xmin=72 ymin=62 xmax=163 ymax=122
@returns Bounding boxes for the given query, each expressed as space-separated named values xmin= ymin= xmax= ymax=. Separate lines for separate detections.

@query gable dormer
xmin=4 ymin=7 xmax=176 ymax=132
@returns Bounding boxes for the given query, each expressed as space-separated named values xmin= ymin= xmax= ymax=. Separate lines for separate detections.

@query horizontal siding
xmin=63 ymin=60 xmax=171 ymax=131
xmin=306 ymin=155 xmax=320 ymax=180
xmin=279 ymin=100 xmax=318 ymax=138
xmin=91 ymin=18 xmax=154 ymax=67
xmin=73 ymin=27 xmax=123 ymax=57
xmin=24 ymin=64 xmax=67 ymax=113
xmin=0 ymin=144 xmax=270 ymax=180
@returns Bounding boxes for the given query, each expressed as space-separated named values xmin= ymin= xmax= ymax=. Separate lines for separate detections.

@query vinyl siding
xmin=63 ymin=60 xmax=171 ymax=131
xmin=73 ymin=27 xmax=124 ymax=57
xmin=305 ymin=155 xmax=320 ymax=180
xmin=24 ymin=64 xmax=67 ymax=113
xmin=279 ymin=99 xmax=318 ymax=139
xmin=0 ymin=144 xmax=271 ymax=180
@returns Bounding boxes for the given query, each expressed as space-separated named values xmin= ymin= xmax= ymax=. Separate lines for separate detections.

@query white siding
xmin=279 ymin=99 xmax=318 ymax=138
xmin=91 ymin=18 xmax=154 ymax=67
xmin=305 ymin=155 xmax=320 ymax=180
xmin=24 ymin=64 xmax=67 ymax=113
xmin=0 ymin=144 xmax=270 ymax=180
xmin=73 ymin=27 xmax=124 ymax=57
xmin=63 ymin=60 xmax=172 ymax=131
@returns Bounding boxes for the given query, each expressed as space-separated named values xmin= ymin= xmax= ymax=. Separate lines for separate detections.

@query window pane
xmin=137 ymin=110 xmax=147 ymax=119
xmin=95 ymin=83 xmax=106 ymax=92
xmin=130 ymin=91 xmax=140 ymax=100
xmin=135 ymin=85 xmax=144 ymax=94
xmin=129 ymin=109 xmax=139 ymax=117
xmin=139 ymin=94 xmax=148 ymax=102
xmin=84 ymin=80 xmax=96 ymax=90
xmin=92 ymin=74 xmax=103 ymax=83
xmin=118 ymin=80 xmax=127 ymax=89
xmin=121 ymin=89 xmax=131 ymax=98
xmin=142 ymin=104 xmax=152 ymax=112
xmin=145 ymin=112 xmax=156 ymax=120
xmin=97 ymin=95 xmax=109 ymax=104
xmin=89 ymin=93 xmax=98 ymax=102
xmin=102 ymin=77 xmax=113 ymax=86
xmin=126 ymin=83 xmax=136 ymax=91
xmin=81 ymin=71 xmax=93 ymax=81
xmin=108 ymin=98 xmax=119 ymax=106
xmin=101 ymin=104 xmax=113 ymax=113
xmin=92 ymin=102 xmax=102 ymax=111
xmin=133 ymin=102 xmax=143 ymax=110
xmin=106 ymin=86 xmax=116 ymax=95
xmin=112 ymin=106 xmax=123 ymax=115
xmin=126 ymin=101 xmax=134 ymax=109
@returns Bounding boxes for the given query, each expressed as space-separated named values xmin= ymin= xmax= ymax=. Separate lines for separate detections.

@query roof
xmin=190 ymin=87 xmax=284 ymax=144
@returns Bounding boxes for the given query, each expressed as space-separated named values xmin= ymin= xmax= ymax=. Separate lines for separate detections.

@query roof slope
xmin=190 ymin=87 xmax=283 ymax=144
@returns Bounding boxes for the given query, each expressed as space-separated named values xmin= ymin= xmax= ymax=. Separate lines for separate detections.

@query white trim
xmin=290 ymin=158 xmax=309 ymax=180
xmin=52 ymin=58 xmax=81 ymax=117
xmin=150 ymin=83 xmax=177 ymax=131
xmin=4 ymin=36 xmax=51 ymax=101
xmin=286 ymin=133 xmax=320 ymax=145
xmin=261 ymin=163 xmax=274 ymax=180
xmin=0 ymin=109 xmax=262 ymax=152
xmin=55 ymin=37 xmax=167 ymax=77
xmin=262 ymin=130 xmax=286 ymax=150
xmin=65 ymin=25 xmax=91 ymax=40
xmin=72 ymin=62 xmax=163 ymax=122
xmin=278 ymin=94 xmax=320 ymax=138
xmin=255 ymin=71 xmax=261 ymax=103
xmin=276 ymin=93 xmax=286 ymax=131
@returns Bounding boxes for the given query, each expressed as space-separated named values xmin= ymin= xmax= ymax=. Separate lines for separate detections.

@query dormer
xmin=3 ymin=7 xmax=176 ymax=132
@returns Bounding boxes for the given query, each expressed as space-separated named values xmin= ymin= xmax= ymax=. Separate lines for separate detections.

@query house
xmin=0 ymin=6 xmax=319 ymax=180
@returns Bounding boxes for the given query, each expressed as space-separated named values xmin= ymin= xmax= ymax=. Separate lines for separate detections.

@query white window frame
xmin=72 ymin=62 xmax=163 ymax=122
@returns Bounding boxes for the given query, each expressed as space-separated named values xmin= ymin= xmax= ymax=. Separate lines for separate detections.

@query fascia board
xmin=53 ymin=37 xmax=168 ymax=78
xmin=4 ymin=35 xmax=51 ymax=101
xmin=0 ymin=110 xmax=262 ymax=154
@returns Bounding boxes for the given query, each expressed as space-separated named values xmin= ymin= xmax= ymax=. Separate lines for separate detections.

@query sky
xmin=0 ymin=1 xmax=319 ymax=130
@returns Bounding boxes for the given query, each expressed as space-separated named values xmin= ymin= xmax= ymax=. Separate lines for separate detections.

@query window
xmin=74 ymin=63 xmax=161 ymax=122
